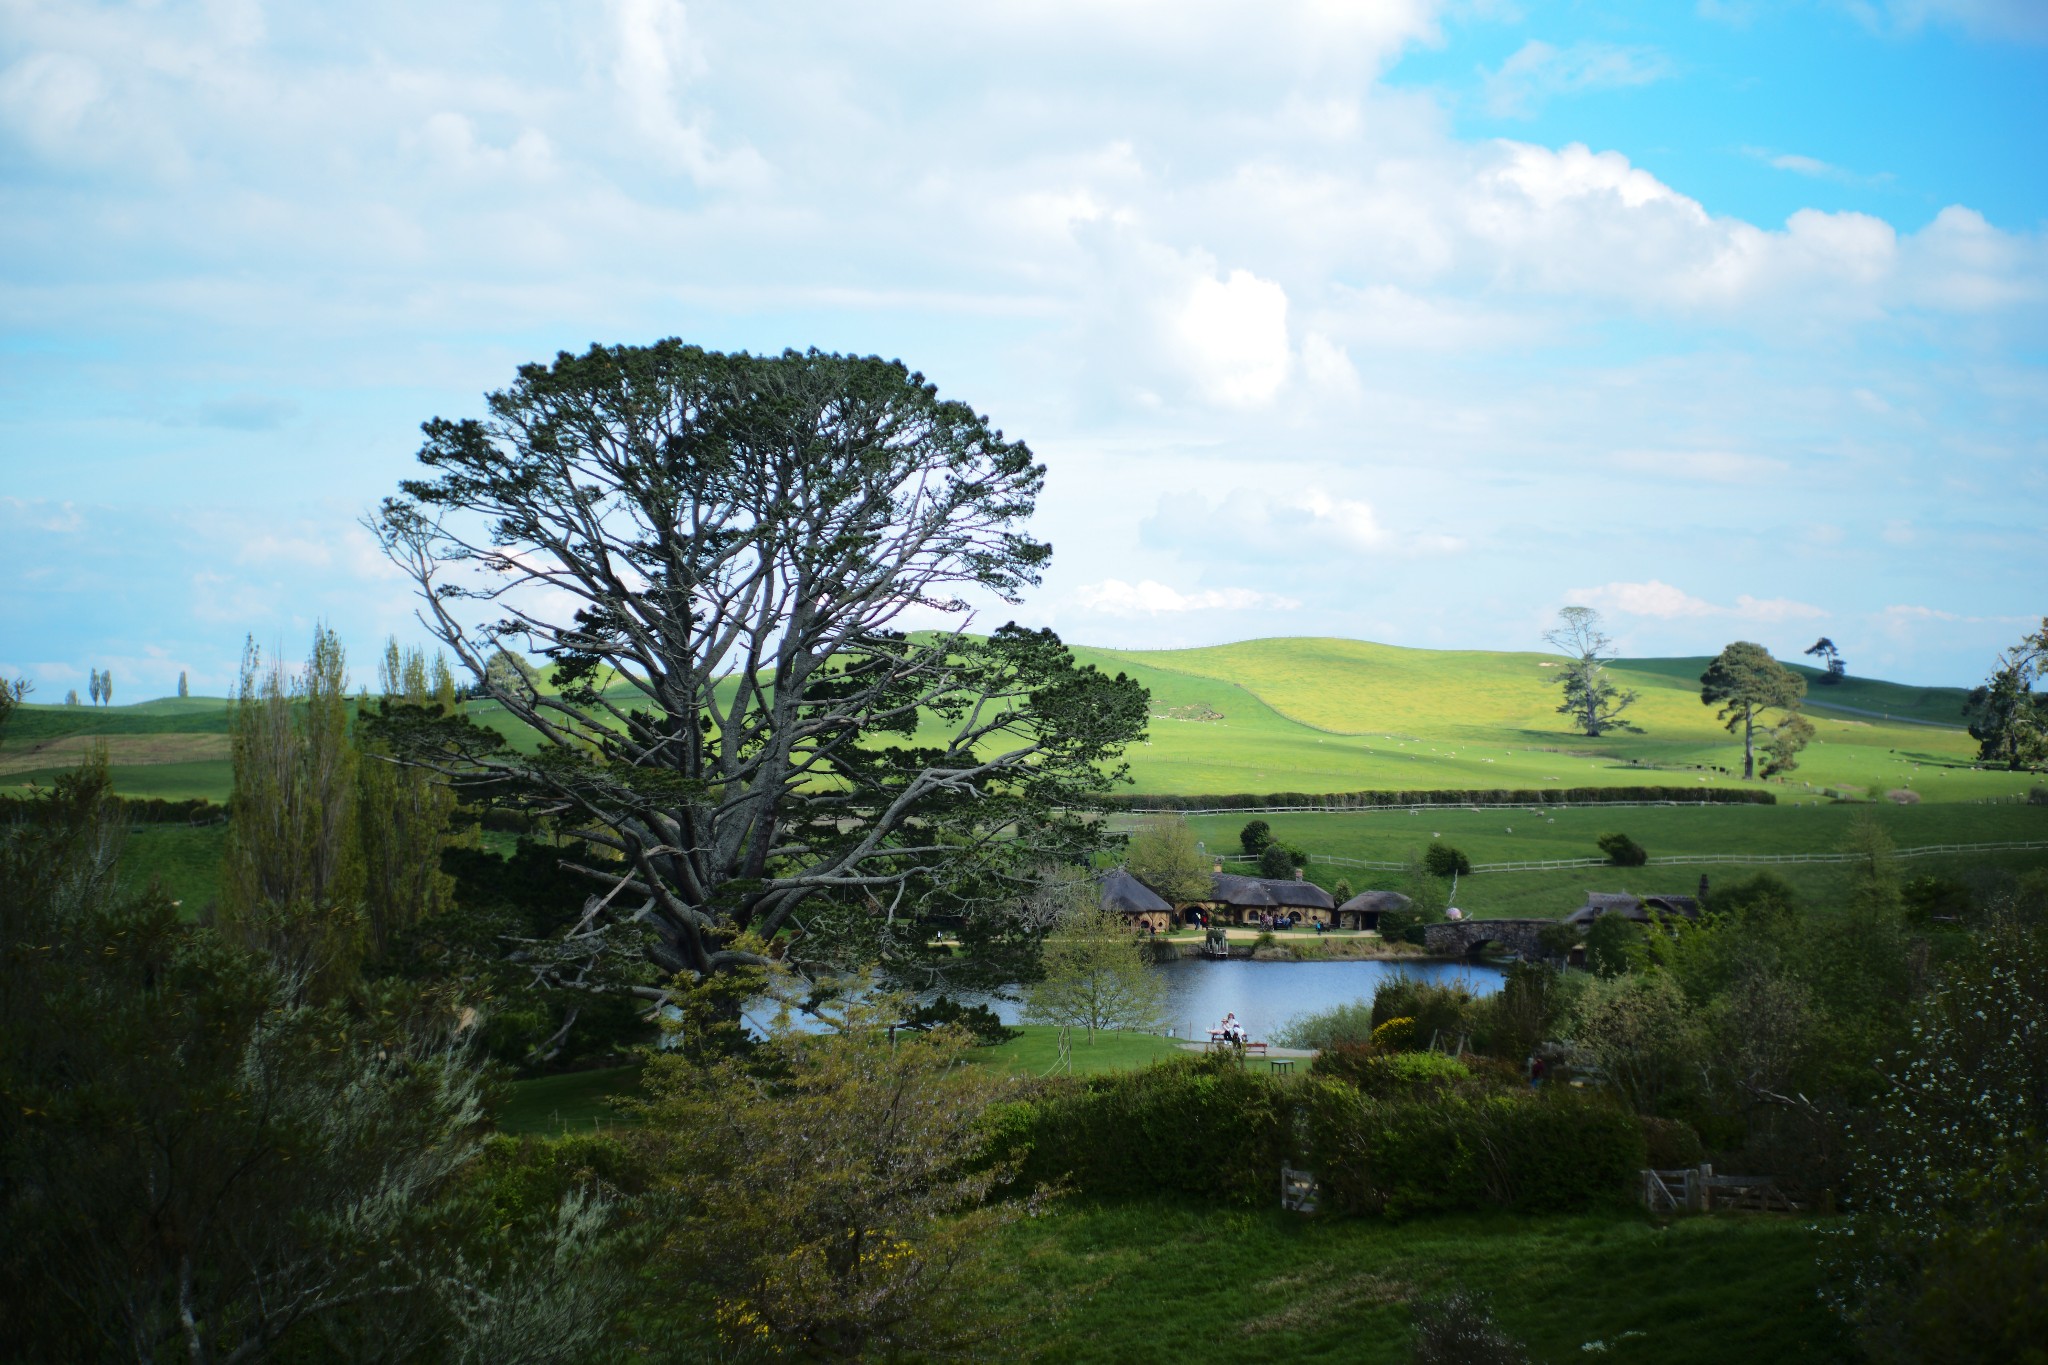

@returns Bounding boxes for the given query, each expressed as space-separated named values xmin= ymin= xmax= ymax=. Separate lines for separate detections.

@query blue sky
xmin=2 ymin=0 xmax=2043 ymax=697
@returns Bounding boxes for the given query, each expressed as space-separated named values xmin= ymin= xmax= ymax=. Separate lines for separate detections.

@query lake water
xmin=974 ymin=956 xmax=1504 ymax=1044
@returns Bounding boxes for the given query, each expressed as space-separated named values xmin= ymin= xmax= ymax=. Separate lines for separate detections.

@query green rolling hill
xmin=1 ymin=637 xmax=2030 ymax=807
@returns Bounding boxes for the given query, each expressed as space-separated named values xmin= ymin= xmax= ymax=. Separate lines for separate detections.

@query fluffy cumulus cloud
xmin=0 ymin=0 xmax=2042 ymax=685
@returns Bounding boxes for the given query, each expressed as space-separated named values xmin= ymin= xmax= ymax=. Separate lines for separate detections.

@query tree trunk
xmin=1741 ymin=704 xmax=1756 ymax=780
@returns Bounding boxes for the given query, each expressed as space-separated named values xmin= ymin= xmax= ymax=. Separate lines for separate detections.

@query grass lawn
xmin=119 ymin=822 xmax=226 ymax=916
xmin=968 ymin=1026 xmax=1187 ymax=1077
xmin=994 ymin=1200 xmax=1852 ymax=1364
xmin=494 ymin=1064 xmax=645 ymax=1136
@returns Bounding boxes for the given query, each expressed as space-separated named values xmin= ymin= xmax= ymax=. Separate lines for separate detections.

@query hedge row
xmin=988 ymin=1054 xmax=1645 ymax=1217
xmin=0 ymin=793 xmax=223 ymax=825
xmin=1109 ymin=785 xmax=1775 ymax=811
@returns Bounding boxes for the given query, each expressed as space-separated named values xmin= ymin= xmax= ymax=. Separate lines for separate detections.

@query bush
xmin=1239 ymin=819 xmax=1272 ymax=855
xmin=1313 ymin=1048 xmax=1473 ymax=1098
xmin=1258 ymin=843 xmax=1300 ymax=878
xmin=996 ymin=1054 xmax=1287 ymax=1205
xmin=1371 ymin=977 xmax=1481 ymax=1045
xmin=1423 ymin=841 xmax=1472 ymax=877
xmin=901 ymin=995 xmax=1018 ymax=1045
xmin=1597 ymin=832 xmax=1648 ymax=866
xmin=1371 ymin=1017 xmax=1418 ymax=1051
xmin=2029 ymin=785 xmax=2048 ymax=807
xmin=1298 ymin=1086 xmax=1645 ymax=1218
xmin=1277 ymin=1000 xmax=1378 ymax=1049
xmin=1639 ymin=1115 xmax=1705 ymax=1169
xmin=1886 ymin=788 xmax=1921 ymax=805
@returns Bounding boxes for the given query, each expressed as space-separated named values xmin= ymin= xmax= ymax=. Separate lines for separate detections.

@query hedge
xmin=0 ymin=793 xmax=223 ymax=825
xmin=993 ymin=1059 xmax=1645 ymax=1218
xmin=1111 ymin=786 xmax=1775 ymax=812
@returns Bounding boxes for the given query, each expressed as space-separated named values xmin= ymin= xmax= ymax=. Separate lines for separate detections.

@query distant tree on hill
xmin=1544 ymin=606 xmax=1640 ymax=737
xmin=1700 ymin=642 xmax=1811 ymax=779
xmin=1804 ymin=637 xmax=1847 ymax=684
xmin=1126 ymin=814 xmax=1213 ymax=903
xmin=0 ymin=676 xmax=28 ymax=744
xmin=100 ymin=669 xmax=111 ymax=707
xmin=177 ymin=670 xmax=189 ymax=698
xmin=1423 ymin=841 xmax=1471 ymax=877
xmin=1964 ymin=617 xmax=2048 ymax=771
xmin=88 ymin=668 xmax=101 ymax=707
xmin=1239 ymin=818 xmax=1273 ymax=856
xmin=64 ymin=689 xmax=79 ymax=706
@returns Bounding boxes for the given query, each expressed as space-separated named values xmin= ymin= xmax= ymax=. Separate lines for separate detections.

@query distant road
xmin=1805 ymin=700 xmax=1965 ymax=731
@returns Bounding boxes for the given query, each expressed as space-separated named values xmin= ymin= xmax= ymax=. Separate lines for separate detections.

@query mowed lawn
xmin=992 ymin=1201 xmax=1852 ymax=1365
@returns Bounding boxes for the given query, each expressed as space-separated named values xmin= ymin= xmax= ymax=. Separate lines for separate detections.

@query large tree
xmin=1700 ymin=641 xmax=1811 ymax=779
xmin=1125 ymin=814 xmax=1212 ymax=904
xmin=1963 ymin=617 xmax=2048 ymax=771
xmin=372 ymin=342 xmax=1147 ymax=1002
xmin=1804 ymin=637 xmax=1847 ymax=684
xmin=1543 ymin=606 xmax=1640 ymax=737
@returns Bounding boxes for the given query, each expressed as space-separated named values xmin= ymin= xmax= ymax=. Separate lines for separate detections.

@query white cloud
xmin=1570 ymin=580 xmax=1825 ymax=623
xmin=1072 ymin=578 xmax=1300 ymax=616
xmin=1482 ymin=40 xmax=1674 ymax=119
xmin=1172 ymin=267 xmax=1294 ymax=408
xmin=1296 ymin=490 xmax=1386 ymax=547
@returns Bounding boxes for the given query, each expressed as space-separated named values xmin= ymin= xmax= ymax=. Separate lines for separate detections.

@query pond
xmin=971 ymin=956 xmax=1504 ymax=1044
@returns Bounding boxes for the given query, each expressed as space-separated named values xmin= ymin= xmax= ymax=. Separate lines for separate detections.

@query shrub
xmin=901 ymin=995 xmax=1018 ymax=1045
xmin=1639 ymin=1115 xmax=1706 ymax=1169
xmin=1371 ymin=1017 xmax=1418 ymax=1051
xmin=996 ymin=1054 xmax=1287 ymax=1205
xmin=1423 ymin=841 xmax=1471 ymax=877
xmin=1597 ymin=832 xmax=1648 ymax=866
xmin=1886 ymin=788 xmax=1921 ymax=805
xmin=1312 ymin=1049 xmax=1473 ymax=1098
xmin=1259 ymin=843 xmax=1297 ymax=878
xmin=1239 ymin=818 xmax=1273 ymax=854
xmin=1277 ymin=1000 xmax=1378 ymax=1049
xmin=1902 ymin=874 xmax=1974 ymax=928
xmin=1410 ymin=1289 xmax=1530 ymax=1365
xmin=2029 ymin=785 xmax=2048 ymax=807
xmin=1372 ymin=976 xmax=1482 ymax=1045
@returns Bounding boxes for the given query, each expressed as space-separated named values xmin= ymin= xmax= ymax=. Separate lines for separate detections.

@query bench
xmin=1205 ymin=1035 xmax=1269 ymax=1056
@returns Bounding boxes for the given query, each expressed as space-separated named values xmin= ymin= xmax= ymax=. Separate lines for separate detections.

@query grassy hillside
xmin=3 ymin=638 xmax=2027 ymax=807
xmin=1070 ymin=638 xmax=2023 ymax=803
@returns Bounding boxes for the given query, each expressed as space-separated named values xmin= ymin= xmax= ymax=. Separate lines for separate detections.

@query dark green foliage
xmin=0 ymin=792 xmax=222 ymax=824
xmin=1298 ymin=1082 xmax=1646 ymax=1218
xmin=1371 ymin=975 xmax=1481 ymax=1045
xmin=1639 ymin=1116 xmax=1706 ymax=1169
xmin=993 ymin=1053 xmax=1289 ymax=1205
xmin=1239 ymin=818 xmax=1272 ymax=855
xmin=1110 ymin=786 xmax=1775 ymax=812
xmin=1805 ymin=637 xmax=1847 ymax=683
xmin=1476 ymin=961 xmax=1566 ymax=1062
xmin=1410 ymin=1288 xmax=1530 ymax=1365
xmin=1274 ymin=999 xmax=1378 ymax=1049
xmin=1901 ymin=873 xmax=1975 ymax=927
xmin=1701 ymin=641 xmax=1810 ymax=779
xmin=1963 ymin=618 xmax=2048 ymax=770
xmin=1423 ymin=841 xmax=1471 ymax=877
xmin=901 ymin=994 xmax=1019 ymax=1045
xmin=377 ymin=340 xmax=1150 ymax=1001
xmin=1597 ymin=831 xmax=1647 ymax=866
xmin=1259 ymin=841 xmax=1308 ymax=877
xmin=1583 ymin=915 xmax=1646 ymax=976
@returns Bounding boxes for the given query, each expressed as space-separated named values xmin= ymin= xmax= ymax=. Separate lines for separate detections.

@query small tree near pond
xmin=1025 ymin=899 xmax=1164 ymax=1041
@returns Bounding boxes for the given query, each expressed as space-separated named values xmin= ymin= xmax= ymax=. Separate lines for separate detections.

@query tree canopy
xmin=1700 ymin=642 xmax=1811 ymax=779
xmin=1964 ymin=618 xmax=2048 ymax=771
xmin=1543 ymin=606 xmax=1639 ymax=737
xmin=1804 ymin=637 xmax=1847 ymax=684
xmin=371 ymin=342 xmax=1147 ymax=999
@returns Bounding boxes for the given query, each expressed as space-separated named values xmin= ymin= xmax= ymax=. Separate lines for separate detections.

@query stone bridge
xmin=1424 ymin=918 xmax=1556 ymax=961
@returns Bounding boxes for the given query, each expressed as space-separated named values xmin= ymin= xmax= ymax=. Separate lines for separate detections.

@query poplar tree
xmin=219 ymin=629 xmax=366 ymax=995
xmin=177 ymin=670 xmax=189 ymax=698
xmin=101 ymin=669 xmax=112 ymax=707
xmin=357 ymin=639 xmax=464 ymax=960
xmin=88 ymin=668 xmax=102 ymax=707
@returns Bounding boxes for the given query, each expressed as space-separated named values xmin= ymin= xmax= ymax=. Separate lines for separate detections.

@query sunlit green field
xmin=6 ymin=637 xmax=2033 ymax=814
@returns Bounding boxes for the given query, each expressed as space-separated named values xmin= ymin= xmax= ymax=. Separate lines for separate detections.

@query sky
xmin=2 ymin=0 xmax=2045 ymax=697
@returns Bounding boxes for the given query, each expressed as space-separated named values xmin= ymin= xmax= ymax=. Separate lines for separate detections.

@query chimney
xmin=1294 ymin=867 xmax=1304 ymax=881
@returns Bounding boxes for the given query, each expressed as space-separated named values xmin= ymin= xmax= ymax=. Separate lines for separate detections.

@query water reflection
xmin=968 ymin=957 xmax=1503 ymax=1044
